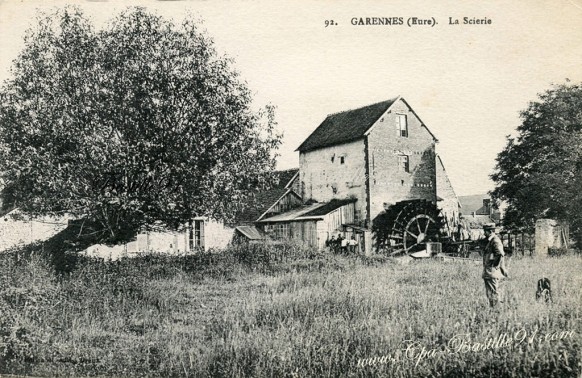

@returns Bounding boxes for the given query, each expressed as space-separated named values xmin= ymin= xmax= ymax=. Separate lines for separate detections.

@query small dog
xmin=536 ymin=278 xmax=552 ymax=303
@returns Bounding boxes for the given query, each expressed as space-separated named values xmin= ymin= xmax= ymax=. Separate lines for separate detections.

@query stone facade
xmin=0 ymin=209 xmax=232 ymax=257
xmin=366 ymin=98 xmax=437 ymax=223
xmin=299 ymin=139 xmax=367 ymax=223
xmin=299 ymin=98 xmax=441 ymax=227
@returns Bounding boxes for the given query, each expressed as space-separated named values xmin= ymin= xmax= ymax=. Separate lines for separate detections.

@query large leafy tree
xmin=491 ymin=81 xmax=582 ymax=245
xmin=0 ymin=7 xmax=281 ymax=243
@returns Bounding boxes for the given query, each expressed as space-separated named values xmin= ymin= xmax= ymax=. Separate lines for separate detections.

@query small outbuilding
xmin=257 ymin=198 xmax=357 ymax=250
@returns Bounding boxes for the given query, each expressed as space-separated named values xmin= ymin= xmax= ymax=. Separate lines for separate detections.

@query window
xmin=398 ymin=155 xmax=410 ymax=173
xmin=340 ymin=156 xmax=345 ymax=164
xmin=396 ymin=114 xmax=408 ymax=137
xmin=275 ymin=223 xmax=289 ymax=239
xmin=189 ymin=219 xmax=205 ymax=250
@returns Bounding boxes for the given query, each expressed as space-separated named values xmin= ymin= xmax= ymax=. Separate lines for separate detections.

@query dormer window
xmin=397 ymin=114 xmax=408 ymax=137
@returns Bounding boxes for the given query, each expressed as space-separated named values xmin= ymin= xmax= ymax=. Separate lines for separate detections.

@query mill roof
xmin=296 ymin=97 xmax=438 ymax=153
xmin=297 ymin=98 xmax=399 ymax=152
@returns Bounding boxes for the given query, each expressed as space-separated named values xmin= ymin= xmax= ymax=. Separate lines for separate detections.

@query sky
xmin=1 ymin=0 xmax=581 ymax=196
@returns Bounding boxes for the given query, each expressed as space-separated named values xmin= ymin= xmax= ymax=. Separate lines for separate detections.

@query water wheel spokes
xmin=403 ymin=214 xmax=436 ymax=253
xmin=372 ymin=199 xmax=445 ymax=255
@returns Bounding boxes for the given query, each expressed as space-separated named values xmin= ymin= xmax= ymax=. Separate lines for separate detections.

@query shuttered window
xmin=396 ymin=114 xmax=408 ymax=137
xmin=189 ymin=220 xmax=205 ymax=250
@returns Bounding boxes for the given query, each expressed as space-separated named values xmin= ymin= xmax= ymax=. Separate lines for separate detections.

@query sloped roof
xmin=272 ymin=168 xmax=299 ymax=190
xmin=259 ymin=198 xmax=356 ymax=223
xmin=258 ymin=203 xmax=324 ymax=223
xmin=436 ymin=155 xmax=460 ymax=206
xmin=297 ymin=98 xmax=399 ymax=152
xmin=235 ymin=225 xmax=270 ymax=240
xmin=460 ymin=214 xmax=494 ymax=229
xmin=234 ymin=169 xmax=300 ymax=223
xmin=301 ymin=198 xmax=356 ymax=217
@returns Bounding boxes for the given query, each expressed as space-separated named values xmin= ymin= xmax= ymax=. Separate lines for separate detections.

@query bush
xmin=360 ymin=253 xmax=389 ymax=266
xmin=547 ymin=246 xmax=570 ymax=257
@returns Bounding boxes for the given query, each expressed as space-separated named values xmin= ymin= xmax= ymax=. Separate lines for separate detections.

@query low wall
xmin=1 ymin=211 xmax=235 ymax=259
xmin=534 ymin=218 xmax=569 ymax=256
xmin=0 ymin=212 xmax=68 ymax=251
xmin=80 ymin=219 xmax=235 ymax=260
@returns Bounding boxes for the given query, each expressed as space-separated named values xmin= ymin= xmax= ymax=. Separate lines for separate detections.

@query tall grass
xmin=0 ymin=245 xmax=580 ymax=377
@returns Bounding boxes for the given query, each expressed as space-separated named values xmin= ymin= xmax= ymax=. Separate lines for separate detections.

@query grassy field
xmin=0 ymin=246 xmax=580 ymax=377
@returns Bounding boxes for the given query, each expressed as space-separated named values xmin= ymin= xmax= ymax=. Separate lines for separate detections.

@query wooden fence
xmin=498 ymin=230 xmax=535 ymax=256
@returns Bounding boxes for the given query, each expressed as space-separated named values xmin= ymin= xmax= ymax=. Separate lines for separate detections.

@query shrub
xmin=548 ymin=247 xmax=570 ymax=257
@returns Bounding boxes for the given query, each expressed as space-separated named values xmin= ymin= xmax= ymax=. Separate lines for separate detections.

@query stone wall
xmin=367 ymin=98 xmax=437 ymax=223
xmin=0 ymin=210 xmax=234 ymax=259
xmin=534 ymin=218 xmax=569 ymax=256
xmin=299 ymin=139 xmax=367 ymax=223
xmin=80 ymin=218 xmax=235 ymax=259
xmin=0 ymin=211 xmax=68 ymax=251
xmin=299 ymin=98 xmax=439 ymax=227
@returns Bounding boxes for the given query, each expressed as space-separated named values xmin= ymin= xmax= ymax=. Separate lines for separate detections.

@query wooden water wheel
xmin=372 ymin=199 xmax=446 ymax=255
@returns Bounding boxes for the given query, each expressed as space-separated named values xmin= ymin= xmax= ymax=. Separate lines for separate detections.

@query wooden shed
xmin=257 ymin=198 xmax=357 ymax=249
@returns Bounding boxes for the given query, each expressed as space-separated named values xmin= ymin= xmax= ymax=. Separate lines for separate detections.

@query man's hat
xmin=483 ymin=223 xmax=496 ymax=231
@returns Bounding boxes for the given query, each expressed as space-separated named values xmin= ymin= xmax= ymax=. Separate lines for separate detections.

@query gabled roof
xmin=272 ymin=168 xmax=299 ymax=190
xmin=297 ymin=98 xmax=398 ymax=152
xmin=296 ymin=96 xmax=438 ymax=153
xmin=255 ymin=188 xmax=302 ymax=221
xmin=234 ymin=169 xmax=300 ymax=223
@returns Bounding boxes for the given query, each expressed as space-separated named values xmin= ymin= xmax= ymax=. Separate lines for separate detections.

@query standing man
xmin=340 ymin=234 xmax=348 ymax=254
xmin=349 ymin=236 xmax=359 ymax=254
xmin=327 ymin=235 xmax=336 ymax=253
xmin=482 ymin=224 xmax=508 ymax=307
